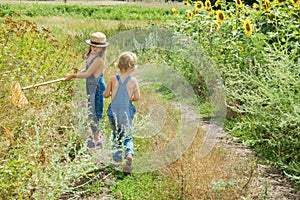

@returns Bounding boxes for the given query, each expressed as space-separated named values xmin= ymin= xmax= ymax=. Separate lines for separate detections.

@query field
xmin=0 ymin=0 xmax=299 ymax=199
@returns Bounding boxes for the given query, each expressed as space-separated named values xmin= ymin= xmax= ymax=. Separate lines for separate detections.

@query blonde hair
xmin=117 ymin=51 xmax=137 ymax=71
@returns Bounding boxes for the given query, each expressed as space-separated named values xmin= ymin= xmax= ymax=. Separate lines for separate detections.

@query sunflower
xmin=265 ymin=0 xmax=271 ymax=12
xmin=187 ymin=11 xmax=194 ymax=20
xmin=243 ymin=18 xmax=253 ymax=36
xmin=214 ymin=0 xmax=220 ymax=7
xmin=291 ymin=0 xmax=299 ymax=7
xmin=205 ymin=0 xmax=212 ymax=10
xmin=216 ymin=10 xmax=225 ymax=23
xmin=211 ymin=22 xmax=221 ymax=30
xmin=184 ymin=0 xmax=190 ymax=6
xmin=252 ymin=3 xmax=260 ymax=14
xmin=195 ymin=1 xmax=204 ymax=11
xmin=172 ymin=7 xmax=179 ymax=17
xmin=235 ymin=0 xmax=243 ymax=8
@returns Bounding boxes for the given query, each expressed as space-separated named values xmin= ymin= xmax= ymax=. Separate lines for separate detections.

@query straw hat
xmin=86 ymin=32 xmax=109 ymax=47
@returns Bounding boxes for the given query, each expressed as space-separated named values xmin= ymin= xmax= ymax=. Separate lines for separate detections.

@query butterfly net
xmin=10 ymin=81 xmax=28 ymax=107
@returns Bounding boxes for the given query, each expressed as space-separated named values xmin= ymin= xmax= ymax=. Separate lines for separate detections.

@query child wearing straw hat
xmin=104 ymin=51 xmax=140 ymax=174
xmin=64 ymin=32 xmax=109 ymax=148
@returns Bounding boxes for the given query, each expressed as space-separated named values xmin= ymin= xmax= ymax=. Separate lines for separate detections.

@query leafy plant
xmin=172 ymin=0 xmax=300 ymax=187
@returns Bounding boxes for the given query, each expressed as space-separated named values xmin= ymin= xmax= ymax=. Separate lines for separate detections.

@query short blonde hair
xmin=117 ymin=51 xmax=137 ymax=70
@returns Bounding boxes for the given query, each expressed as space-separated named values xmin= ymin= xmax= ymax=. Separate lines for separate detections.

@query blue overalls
xmin=84 ymin=55 xmax=106 ymax=133
xmin=107 ymin=75 xmax=136 ymax=161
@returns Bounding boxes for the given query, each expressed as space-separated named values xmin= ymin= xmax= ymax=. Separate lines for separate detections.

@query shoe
xmin=87 ymin=139 xmax=95 ymax=148
xmin=95 ymin=141 xmax=103 ymax=148
xmin=123 ymin=153 xmax=133 ymax=174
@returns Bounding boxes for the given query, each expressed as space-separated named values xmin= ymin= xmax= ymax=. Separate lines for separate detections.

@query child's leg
xmin=124 ymin=138 xmax=134 ymax=157
xmin=89 ymin=91 xmax=102 ymax=144
xmin=124 ymin=122 xmax=134 ymax=157
xmin=123 ymin=124 xmax=134 ymax=174
xmin=109 ymin=116 xmax=123 ymax=162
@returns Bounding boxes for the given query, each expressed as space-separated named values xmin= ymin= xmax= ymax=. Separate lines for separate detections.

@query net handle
xmin=21 ymin=78 xmax=66 ymax=90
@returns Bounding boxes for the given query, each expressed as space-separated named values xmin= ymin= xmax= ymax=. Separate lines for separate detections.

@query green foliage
xmin=172 ymin=0 xmax=300 ymax=187
xmin=0 ymin=17 xmax=98 ymax=199
xmin=110 ymin=172 xmax=180 ymax=199
xmin=0 ymin=3 xmax=184 ymax=21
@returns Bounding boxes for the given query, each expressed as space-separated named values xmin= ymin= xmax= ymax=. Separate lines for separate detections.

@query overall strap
xmin=116 ymin=75 xmax=131 ymax=86
xmin=88 ymin=55 xmax=101 ymax=67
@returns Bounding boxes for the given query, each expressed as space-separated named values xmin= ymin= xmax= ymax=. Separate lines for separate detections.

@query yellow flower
xmin=172 ymin=7 xmax=179 ymax=17
xmin=208 ymin=11 xmax=214 ymax=18
xmin=291 ymin=0 xmax=299 ymax=7
xmin=252 ymin=3 xmax=260 ymax=14
xmin=214 ymin=0 xmax=220 ymax=7
xmin=184 ymin=0 xmax=190 ymax=6
xmin=265 ymin=0 xmax=271 ymax=12
xmin=227 ymin=12 xmax=234 ymax=20
xmin=195 ymin=1 xmax=204 ymax=11
xmin=205 ymin=0 xmax=212 ymax=10
xmin=187 ymin=11 xmax=194 ymax=19
xmin=235 ymin=0 xmax=243 ymax=8
xmin=211 ymin=22 xmax=221 ymax=30
xmin=216 ymin=10 xmax=225 ymax=23
xmin=237 ymin=46 xmax=244 ymax=51
xmin=243 ymin=18 xmax=253 ymax=36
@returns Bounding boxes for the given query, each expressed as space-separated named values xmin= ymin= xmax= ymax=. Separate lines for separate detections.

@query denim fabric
xmin=109 ymin=115 xmax=134 ymax=161
xmin=87 ymin=75 xmax=105 ymax=133
xmin=107 ymin=75 xmax=136 ymax=161
xmin=85 ymin=55 xmax=106 ymax=133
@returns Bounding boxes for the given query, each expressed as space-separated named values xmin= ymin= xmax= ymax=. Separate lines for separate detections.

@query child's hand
xmin=64 ymin=74 xmax=76 ymax=81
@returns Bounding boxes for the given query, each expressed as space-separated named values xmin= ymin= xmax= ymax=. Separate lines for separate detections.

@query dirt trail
xmin=211 ymin=122 xmax=300 ymax=200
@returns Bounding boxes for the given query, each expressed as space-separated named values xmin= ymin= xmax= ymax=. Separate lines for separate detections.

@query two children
xmin=65 ymin=32 xmax=140 ymax=173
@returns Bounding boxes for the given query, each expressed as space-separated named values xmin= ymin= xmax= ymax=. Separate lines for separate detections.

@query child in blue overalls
xmin=65 ymin=32 xmax=109 ymax=148
xmin=104 ymin=51 xmax=140 ymax=174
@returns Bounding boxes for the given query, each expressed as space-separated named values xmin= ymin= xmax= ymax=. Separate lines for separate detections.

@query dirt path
xmin=211 ymin=122 xmax=300 ymax=200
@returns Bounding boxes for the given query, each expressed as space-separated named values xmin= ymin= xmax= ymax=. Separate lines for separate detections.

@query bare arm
xmin=104 ymin=77 xmax=113 ymax=98
xmin=131 ymin=80 xmax=140 ymax=101
xmin=64 ymin=57 xmax=103 ymax=81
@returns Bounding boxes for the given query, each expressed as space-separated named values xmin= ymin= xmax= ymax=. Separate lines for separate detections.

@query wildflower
xmin=195 ymin=1 xmax=204 ymax=11
xmin=252 ymin=3 xmax=260 ymax=14
xmin=216 ymin=10 xmax=225 ymax=23
xmin=235 ymin=0 xmax=243 ymax=8
xmin=172 ymin=7 xmax=179 ymax=17
xmin=187 ymin=11 xmax=194 ymax=20
xmin=227 ymin=12 xmax=234 ymax=20
xmin=214 ymin=0 xmax=220 ymax=7
xmin=237 ymin=46 xmax=244 ymax=51
xmin=291 ymin=0 xmax=299 ymax=7
xmin=211 ymin=22 xmax=221 ymax=30
xmin=184 ymin=0 xmax=190 ymax=6
xmin=205 ymin=0 xmax=212 ymax=10
xmin=243 ymin=18 xmax=253 ymax=36
xmin=265 ymin=0 xmax=271 ymax=12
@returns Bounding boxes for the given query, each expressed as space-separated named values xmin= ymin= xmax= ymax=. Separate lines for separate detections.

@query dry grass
xmin=158 ymin=129 xmax=267 ymax=199
xmin=24 ymin=16 xmax=153 ymax=39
